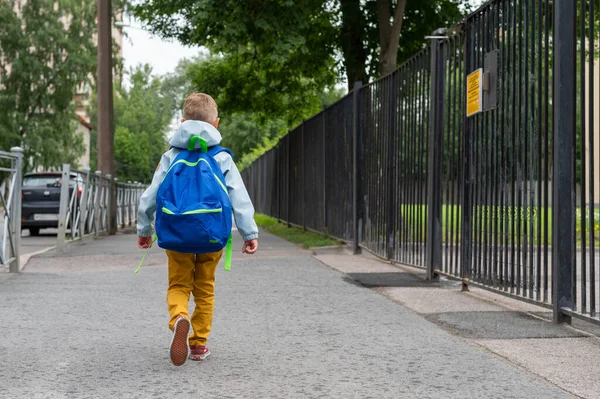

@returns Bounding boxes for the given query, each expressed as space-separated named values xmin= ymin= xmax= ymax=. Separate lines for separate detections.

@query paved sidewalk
xmin=0 ymin=231 xmax=573 ymax=398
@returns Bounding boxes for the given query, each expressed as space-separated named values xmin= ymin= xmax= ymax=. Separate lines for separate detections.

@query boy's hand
xmin=138 ymin=236 xmax=153 ymax=249
xmin=242 ymin=239 xmax=258 ymax=254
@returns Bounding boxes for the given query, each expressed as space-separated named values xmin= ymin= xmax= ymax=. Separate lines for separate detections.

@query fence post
xmin=460 ymin=27 xmax=474 ymax=291
xmin=352 ymin=81 xmax=363 ymax=254
xmin=128 ymin=182 xmax=134 ymax=227
xmin=301 ymin=122 xmax=306 ymax=230
xmin=114 ymin=180 xmax=119 ymax=229
xmin=79 ymin=168 xmax=90 ymax=240
xmin=552 ymin=0 xmax=576 ymax=324
xmin=56 ymin=164 xmax=70 ymax=254
xmin=136 ymin=183 xmax=143 ymax=225
xmin=108 ymin=175 xmax=116 ymax=234
xmin=9 ymin=147 xmax=23 ymax=273
xmin=386 ymin=73 xmax=398 ymax=260
xmin=426 ymin=32 xmax=446 ymax=281
xmin=276 ymin=146 xmax=280 ymax=221
xmin=95 ymin=171 xmax=102 ymax=236
xmin=287 ymin=132 xmax=291 ymax=228
xmin=119 ymin=181 xmax=124 ymax=229
xmin=323 ymin=114 xmax=327 ymax=232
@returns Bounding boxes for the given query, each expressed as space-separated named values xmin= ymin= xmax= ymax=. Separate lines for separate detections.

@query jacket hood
xmin=169 ymin=120 xmax=222 ymax=150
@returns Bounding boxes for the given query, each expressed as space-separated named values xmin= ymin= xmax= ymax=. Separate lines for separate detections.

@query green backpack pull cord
xmin=224 ymin=234 xmax=233 ymax=271
xmin=135 ymin=234 xmax=158 ymax=274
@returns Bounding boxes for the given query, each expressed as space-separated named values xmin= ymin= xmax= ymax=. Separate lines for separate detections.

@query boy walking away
xmin=137 ymin=93 xmax=259 ymax=366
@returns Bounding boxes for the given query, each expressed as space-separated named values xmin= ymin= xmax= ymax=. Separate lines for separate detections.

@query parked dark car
xmin=21 ymin=172 xmax=83 ymax=236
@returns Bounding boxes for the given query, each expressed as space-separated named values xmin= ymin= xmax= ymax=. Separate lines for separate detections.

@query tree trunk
xmin=340 ymin=0 xmax=369 ymax=91
xmin=377 ymin=0 xmax=408 ymax=77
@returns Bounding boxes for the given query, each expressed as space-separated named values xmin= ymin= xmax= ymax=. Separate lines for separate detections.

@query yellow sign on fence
xmin=466 ymin=69 xmax=483 ymax=117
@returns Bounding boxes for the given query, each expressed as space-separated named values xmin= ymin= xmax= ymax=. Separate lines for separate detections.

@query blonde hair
xmin=183 ymin=92 xmax=218 ymax=122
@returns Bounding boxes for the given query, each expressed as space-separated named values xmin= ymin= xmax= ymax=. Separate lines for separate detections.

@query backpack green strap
xmin=188 ymin=136 xmax=208 ymax=153
xmin=224 ymin=234 xmax=233 ymax=271
xmin=135 ymin=234 xmax=158 ymax=274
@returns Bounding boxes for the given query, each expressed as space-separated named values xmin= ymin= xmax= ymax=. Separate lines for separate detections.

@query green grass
xmin=256 ymin=205 xmax=600 ymax=248
xmin=254 ymin=214 xmax=343 ymax=249
xmin=398 ymin=204 xmax=556 ymax=245
xmin=387 ymin=204 xmax=600 ymax=246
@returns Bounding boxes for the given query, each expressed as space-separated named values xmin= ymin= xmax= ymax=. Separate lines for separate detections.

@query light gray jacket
xmin=137 ymin=120 xmax=259 ymax=242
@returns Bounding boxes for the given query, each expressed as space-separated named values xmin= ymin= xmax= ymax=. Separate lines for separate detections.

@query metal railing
xmin=56 ymin=163 xmax=146 ymax=253
xmin=0 ymin=147 xmax=23 ymax=272
xmin=243 ymin=94 xmax=356 ymax=243
xmin=0 ymin=153 xmax=147 ymax=270
xmin=116 ymin=180 xmax=145 ymax=230
xmin=360 ymin=49 xmax=431 ymax=267
xmin=571 ymin=0 xmax=600 ymax=323
xmin=242 ymin=0 xmax=593 ymax=324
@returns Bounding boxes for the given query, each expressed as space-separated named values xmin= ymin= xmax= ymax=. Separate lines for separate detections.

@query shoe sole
xmin=189 ymin=350 xmax=211 ymax=362
xmin=170 ymin=317 xmax=190 ymax=366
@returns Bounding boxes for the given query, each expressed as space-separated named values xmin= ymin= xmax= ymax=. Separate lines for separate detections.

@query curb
xmin=19 ymin=246 xmax=56 ymax=272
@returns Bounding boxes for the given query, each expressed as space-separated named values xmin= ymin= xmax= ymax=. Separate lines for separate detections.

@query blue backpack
xmin=155 ymin=136 xmax=233 ymax=269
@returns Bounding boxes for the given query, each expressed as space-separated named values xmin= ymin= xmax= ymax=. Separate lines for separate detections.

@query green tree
xmin=131 ymin=0 xmax=469 ymax=169
xmin=319 ymin=87 xmax=347 ymax=109
xmin=90 ymin=64 xmax=181 ymax=183
xmin=0 ymin=0 xmax=97 ymax=171
xmin=160 ymin=56 xmax=199 ymax=117
xmin=219 ymin=114 xmax=287 ymax=161
xmin=114 ymin=126 xmax=150 ymax=183
xmin=116 ymin=65 xmax=173 ymax=172
xmin=132 ymin=0 xmax=340 ymax=124
xmin=185 ymin=53 xmax=331 ymax=127
xmin=133 ymin=0 xmax=469 ymax=89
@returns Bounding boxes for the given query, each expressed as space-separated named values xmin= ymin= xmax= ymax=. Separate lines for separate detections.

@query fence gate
xmin=433 ymin=0 xmax=555 ymax=309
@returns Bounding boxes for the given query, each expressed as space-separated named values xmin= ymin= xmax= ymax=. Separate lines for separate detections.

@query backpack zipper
xmin=161 ymin=206 xmax=223 ymax=215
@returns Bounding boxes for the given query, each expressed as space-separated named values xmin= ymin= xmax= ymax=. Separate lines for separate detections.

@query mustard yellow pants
xmin=166 ymin=250 xmax=223 ymax=347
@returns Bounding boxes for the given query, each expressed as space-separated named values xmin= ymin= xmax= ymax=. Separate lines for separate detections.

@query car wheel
xmin=29 ymin=228 xmax=40 ymax=237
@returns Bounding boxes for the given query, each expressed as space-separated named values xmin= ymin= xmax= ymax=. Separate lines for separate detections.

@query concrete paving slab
xmin=0 ymin=232 xmax=572 ymax=398
xmin=466 ymin=286 xmax=556 ymax=315
xmin=315 ymin=254 xmax=402 ymax=274
xmin=426 ymin=311 xmax=587 ymax=340
xmin=377 ymin=287 xmax=507 ymax=314
xmin=347 ymin=272 xmax=438 ymax=288
xmin=476 ymin=337 xmax=600 ymax=399
xmin=525 ymin=311 xmax=600 ymax=337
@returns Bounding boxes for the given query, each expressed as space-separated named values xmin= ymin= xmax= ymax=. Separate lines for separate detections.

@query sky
xmin=121 ymin=23 xmax=199 ymax=76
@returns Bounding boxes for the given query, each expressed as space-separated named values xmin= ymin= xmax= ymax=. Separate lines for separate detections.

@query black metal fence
xmin=242 ymin=0 xmax=594 ymax=324
xmin=359 ymin=50 xmax=431 ymax=267
xmin=243 ymin=95 xmax=355 ymax=242
xmin=573 ymin=0 xmax=600 ymax=321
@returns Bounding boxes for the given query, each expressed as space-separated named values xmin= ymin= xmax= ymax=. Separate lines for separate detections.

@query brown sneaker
xmin=170 ymin=316 xmax=191 ymax=366
xmin=189 ymin=345 xmax=211 ymax=361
